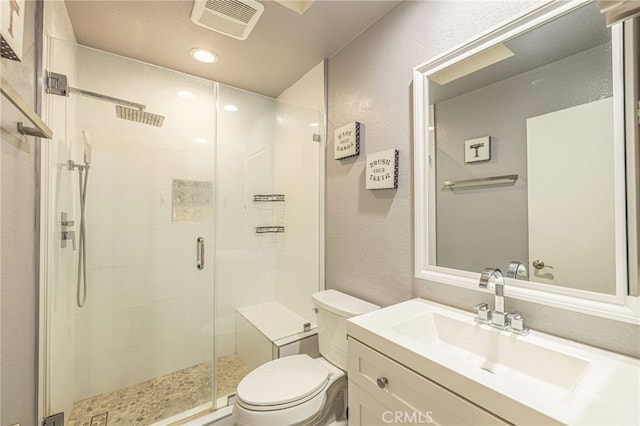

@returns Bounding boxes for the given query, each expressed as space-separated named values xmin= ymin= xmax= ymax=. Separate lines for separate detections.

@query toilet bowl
xmin=233 ymin=290 xmax=380 ymax=426
xmin=234 ymin=355 xmax=345 ymax=425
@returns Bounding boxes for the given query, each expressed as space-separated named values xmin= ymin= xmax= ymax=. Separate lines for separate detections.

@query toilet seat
xmin=236 ymin=354 xmax=330 ymax=411
xmin=234 ymin=356 xmax=347 ymax=426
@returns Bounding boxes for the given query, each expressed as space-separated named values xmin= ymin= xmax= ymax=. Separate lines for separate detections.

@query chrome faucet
xmin=475 ymin=267 xmax=529 ymax=335
xmin=479 ymin=267 xmax=507 ymax=328
xmin=506 ymin=261 xmax=527 ymax=279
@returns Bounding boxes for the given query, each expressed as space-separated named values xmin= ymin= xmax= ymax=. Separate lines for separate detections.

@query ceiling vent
xmin=191 ymin=0 xmax=264 ymax=40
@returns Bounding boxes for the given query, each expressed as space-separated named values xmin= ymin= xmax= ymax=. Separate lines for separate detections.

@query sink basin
xmin=347 ymin=298 xmax=640 ymax=425
xmin=391 ymin=312 xmax=589 ymax=397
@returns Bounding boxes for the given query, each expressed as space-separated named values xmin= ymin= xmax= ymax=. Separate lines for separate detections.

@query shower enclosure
xmin=42 ymin=39 xmax=323 ymax=425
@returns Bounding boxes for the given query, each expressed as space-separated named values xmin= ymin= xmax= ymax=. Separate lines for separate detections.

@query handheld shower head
xmin=82 ymin=130 xmax=92 ymax=164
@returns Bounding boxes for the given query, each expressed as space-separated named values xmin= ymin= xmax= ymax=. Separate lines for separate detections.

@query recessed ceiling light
xmin=191 ymin=48 xmax=217 ymax=63
xmin=310 ymin=122 xmax=319 ymax=127
xmin=194 ymin=137 xmax=208 ymax=144
xmin=224 ymin=105 xmax=239 ymax=112
xmin=177 ymin=90 xmax=195 ymax=99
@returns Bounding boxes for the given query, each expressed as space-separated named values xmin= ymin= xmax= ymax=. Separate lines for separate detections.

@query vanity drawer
xmin=347 ymin=338 xmax=509 ymax=426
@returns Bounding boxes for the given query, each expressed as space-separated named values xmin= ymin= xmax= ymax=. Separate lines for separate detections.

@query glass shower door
xmin=44 ymin=39 xmax=216 ymax=425
xmin=213 ymin=84 xmax=324 ymax=409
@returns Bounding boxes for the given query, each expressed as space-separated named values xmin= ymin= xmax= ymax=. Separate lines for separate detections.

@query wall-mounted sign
xmin=464 ymin=136 xmax=491 ymax=163
xmin=366 ymin=149 xmax=399 ymax=190
xmin=1 ymin=0 xmax=25 ymax=61
xmin=334 ymin=121 xmax=360 ymax=159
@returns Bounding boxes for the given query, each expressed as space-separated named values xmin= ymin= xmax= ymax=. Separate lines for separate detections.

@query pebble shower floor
xmin=67 ymin=354 xmax=250 ymax=425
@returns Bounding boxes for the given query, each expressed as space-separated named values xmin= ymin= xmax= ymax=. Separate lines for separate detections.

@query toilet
xmin=233 ymin=290 xmax=380 ymax=426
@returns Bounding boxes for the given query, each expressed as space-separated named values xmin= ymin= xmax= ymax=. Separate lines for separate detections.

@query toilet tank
xmin=311 ymin=289 xmax=380 ymax=370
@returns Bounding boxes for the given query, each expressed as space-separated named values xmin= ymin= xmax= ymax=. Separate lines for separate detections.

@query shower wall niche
xmin=44 ymin=38 xmax=324 ymax=425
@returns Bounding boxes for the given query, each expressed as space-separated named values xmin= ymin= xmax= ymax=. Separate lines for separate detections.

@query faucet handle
xmin=507 ymin=311 xmax=529 ymax=335
xmin=474 ymin=303 xmax=491 ymax=323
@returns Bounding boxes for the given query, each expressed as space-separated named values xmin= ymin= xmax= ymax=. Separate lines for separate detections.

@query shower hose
xmin=77 ymin=166 xmax=89 ymax=307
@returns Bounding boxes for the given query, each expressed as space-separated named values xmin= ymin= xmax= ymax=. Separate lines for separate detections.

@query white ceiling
xmin=64 ymin=0 xmax=401 ymax=98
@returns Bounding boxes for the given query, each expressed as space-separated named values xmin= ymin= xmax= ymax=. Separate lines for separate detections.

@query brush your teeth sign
xmin=366 ymin=149 xmax=399 ymax=190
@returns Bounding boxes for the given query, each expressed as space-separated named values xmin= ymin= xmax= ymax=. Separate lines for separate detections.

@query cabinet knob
xmin=376 ymin=377 xmax=389 ymax=389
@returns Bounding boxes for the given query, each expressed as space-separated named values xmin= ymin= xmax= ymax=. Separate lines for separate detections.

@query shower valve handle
xmin=61 ymin=212 xmax=75 ymax=227
xmin=61 ymin=212 xmax=76 ymax=250
xmin=62 ymin=230 xmax=76 ymax=251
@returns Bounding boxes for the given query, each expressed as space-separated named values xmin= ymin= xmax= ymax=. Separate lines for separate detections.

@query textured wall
xmin=1 ymin=1 xmax=38 ymax=425
xmin=326 ymin=0 xmax=640 ymax=358
xmin=326 ymin=0 xmax=537 ymax=306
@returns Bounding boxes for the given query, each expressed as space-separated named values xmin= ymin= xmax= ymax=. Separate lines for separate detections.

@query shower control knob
xmin=62 ymin=230 xmax=76 ymax=251
xmin=376 ymin=377 xmax=389 ymax=389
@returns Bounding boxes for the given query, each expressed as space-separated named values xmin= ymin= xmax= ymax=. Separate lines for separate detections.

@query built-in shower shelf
xmin=256 ymin=226 xmax=285 ymax=234
xmin=253 ymin=194 xmax=285 ymax=202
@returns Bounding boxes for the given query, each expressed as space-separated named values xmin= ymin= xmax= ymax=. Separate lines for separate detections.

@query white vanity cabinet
xmin=346 ymin=299 xmax=640 ymax=426
xmin=347 ymin=338 xmax=509 ymax=426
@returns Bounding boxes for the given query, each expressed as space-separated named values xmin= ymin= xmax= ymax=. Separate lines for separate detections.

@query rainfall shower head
xmin=115 ymin=105 xmax=165 ymax=128
xmin=57 ymin=83 xmax=166 ymax=128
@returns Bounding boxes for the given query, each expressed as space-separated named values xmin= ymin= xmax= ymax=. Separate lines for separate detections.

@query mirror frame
xmin=413 ymin=0 xmax=640 ymax=324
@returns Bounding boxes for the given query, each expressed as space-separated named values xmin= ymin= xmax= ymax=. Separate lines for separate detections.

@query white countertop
xmin=347 ymin=298 xmax=640 ymax=426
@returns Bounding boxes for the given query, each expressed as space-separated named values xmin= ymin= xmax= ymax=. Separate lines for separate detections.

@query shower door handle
xmin=197 ymin=237 xmax=205 ymax=270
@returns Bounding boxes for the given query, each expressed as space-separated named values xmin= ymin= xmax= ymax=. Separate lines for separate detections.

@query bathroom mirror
xmin=414 ymin=0 xmax=640 ymax=322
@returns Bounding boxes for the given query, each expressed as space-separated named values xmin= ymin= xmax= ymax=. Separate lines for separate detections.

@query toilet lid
xmin=236 ymin=354 xmax=330 ymax=407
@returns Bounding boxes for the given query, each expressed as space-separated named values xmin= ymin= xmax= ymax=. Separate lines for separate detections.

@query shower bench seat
xmin=235 ymin=301 xmax=320 ymax=370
